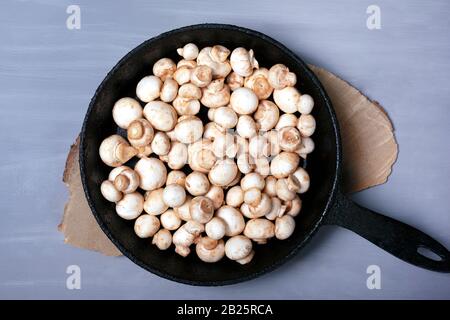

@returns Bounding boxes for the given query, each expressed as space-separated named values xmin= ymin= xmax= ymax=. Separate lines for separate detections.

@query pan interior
xmin=80 ymin=24 xmax=340 ymax=285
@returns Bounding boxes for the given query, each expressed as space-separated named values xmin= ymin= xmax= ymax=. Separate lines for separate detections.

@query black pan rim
xmin=79 ymin=23 xmax=342 ymax=286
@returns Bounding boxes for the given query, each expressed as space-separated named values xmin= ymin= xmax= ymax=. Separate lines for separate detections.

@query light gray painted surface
xmin=0 ymin=0 xmax=449 ymax=299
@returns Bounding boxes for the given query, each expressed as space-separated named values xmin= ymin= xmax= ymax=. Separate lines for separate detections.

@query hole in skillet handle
xmin=417 ymin=245 xmax=444 ymax=262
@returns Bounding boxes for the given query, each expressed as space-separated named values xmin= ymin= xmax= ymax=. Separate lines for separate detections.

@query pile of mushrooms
xmin=99 ymin=43 xmax=315 ymax=264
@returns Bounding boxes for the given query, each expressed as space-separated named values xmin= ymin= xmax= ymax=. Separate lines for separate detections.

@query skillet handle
xmin=324 ymin=192 xmax=450 ymax=272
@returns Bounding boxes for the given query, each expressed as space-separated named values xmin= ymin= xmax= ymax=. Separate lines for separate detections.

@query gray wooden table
xmin=0 ymin=0 xmax=449 ymax=299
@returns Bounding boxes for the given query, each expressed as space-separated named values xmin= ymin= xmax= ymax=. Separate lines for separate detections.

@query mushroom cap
xmin=152 ymin=58 xmax=176 ymax=81
xmin=270 ymin=152 xmax=300 ymax=179
xmin=265 ymin=197 xmax=285 ymax=220
xmin=112 ymin=97 xmax=143 ymax=129
xmin=275 ymin=178 xmax=297 ymax=201
xmin=205 ymin=185 xmax=225 ymax=209
xmin=297 ymin=114 xmax=316 ymax=137
xmin=185 ymin=171 xmax=210 ymax=196
xmin=143 ymin=188 xmax=168 ymax=215
xmin=134 ymin=214 xmax=160 ymax=238
xmin=241 ymin=193 xmax=272 ymax=218
xmin=278 ymin=126 xmax=302 ymax=152
xmin=276 ymin=113 xmax=298 ymax=130
xmin=244 ymin=68 xmax=273 ymax=100
xmin=173 ymin=66 xmax=192 ymax=85
xmin=136 ymin=75 xmax=162 ymax=102
xmin=298 ymin=94 xmax=314 ymax=114
xmin=273 ymin=87 xmax=301 ymax=114
xmin=205 ymin=217 xmax=227 ymax=240
xmin=190 ymin=196 xmax=214 ymax=224
xmin=113 ymin=168 xmax=140 ymax=194
xmin=134 ymin=157 xmax=167 ymax=191
xmin=160 ymin=78 xmax=179 ymax=103
xmin=143 ymin=101 xmax=178 ymax=132
xmin=244 ymin=218 xmax=275 ymax=240
xmin=152 ymin=229 xmax=172 ymax=250
xmin=215 ymin=206 xmax=245 ymax=237
xmin=188 ymin=139 xmax=216 ymax=173
xmin=160 ymin=209 xmax=182 ymax=230
xmin=196 ymin=238 xmax=225 ymax=263
xmin=99 ymin=135 xmax=137 ymax=167
xmin=197 ymin=47 xmax=232 ymax=78
xmin=200 ymin=79 xmax=231 ymax=108
xmin=254 ymin=100 xmax=279 ymax=131
xmin=213 ymin=106 xmax=238 ymax=129
xmin=163 ymin=184 xmax=186 ymax=208
xmin=236 ymin=115 xmax=257 ymax=139
xmin=166 ymin=170 xmax=186 ymax=187
xmin=100 ymin=180 xmax=123 ymax=202
xmin=263 ymin=176 xmax=278 ymax=197
xmin=116 ymin=192 xmax=144 ymax=220
xmin=230 ymin=48 xmax=258 ymax=77
xmin=226 ymin=71 xmax=244 ymax=91
xmin=275 ymin=215 xmax=296 ymax=240
xmin=167 ymin=141 xmax=188 ymax=170
xmin=150 ymin=131 xmax=171 ymax=156
xmin=174 ymin=116 xmax=203 ymax=144
xmin=190 ymin=65 xmax=213 ymax=88
xmin=230 ymin=87 xmax=258 ymax=115
xmin=292 ymin=167 xmax=310 ymax=194
xmin=177 ymin=43 xmax=199 ymax=61
xmin=268 ymin=64 xmax=297 ymax=89
xmin=226 ymin=185 xmax=244 ymax=207
xmin=208 ymin=159 xmax=238 ymax=187
xmin=173 ymin=196 xmax=192 ymax=221
xmin=225 ymin=235 xmax=253 ymax=260
xmin=127 ymin=118 xmax=154 ymax=147
xmin=240 ymin=172 xmax=265 ymax=191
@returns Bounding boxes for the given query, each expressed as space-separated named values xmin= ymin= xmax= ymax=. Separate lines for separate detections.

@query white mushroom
xmin=196 ymin=46 xmax=231 ymax=78
xmin=265 ymin=197 xmax=286 ymax=220
xmin=203 ymin=122 xmax=226 ymax=141
xmin=185 ymin=171 xmax=210 ymax=196
xmin=167 ymin=141 xmax=188 ymax=170
xmin=230 ymin=48 xmax=259 ymax=77
xmin=244 ymin=68 xmax=272 ymax=99
xmin=136 ymin=75 xmax=162 ymax=102
xmin=190 ymin=65 xmax=212 ymax=88
xmin=205 ymin=185 xmax=224 ymax=209
xmin=134 ymin=214 xmax=160 ymax=238
xmin=236 ymin=153 xmax=255 ymax=174
xmin=196 ymin=237 xmax=225 ymax=263
xmin=99 ymin=135 xmax=137 ymax=167
xmin=226 ymin=71 xmax=244 ymax=91
xmin=254 ymin=157 xmax=270 ymax=177
xmin=297 ymin=114 xmax=316 ymax=137
xmin=188 ymin=139 xmax=216 ymax=173
xmin=275 ymin=178 xmax=296 ymax=201
xmin=241 ymin=193 xmax=272 ymax=218
xmin=174 ymin=196 xmax=192 ymax=221
xmin=152 ymin=229 xmax=172 ymax=250
xmin=212 ymin=132 xmax=238 ymax=158
xmin=292 ymin=167 xmax=310 ymax=193
xmin=153 ymin=58 xmax=176 ymax=81
xmin=215 ymin=206 xmax=245 ymax=236
xmin=100 ymin=180 xmax=123 ymax=202
xmin=248 ymin=135 xmax=271 ymax=159
xmin=163 ymin=183 xmax=186 ymax=208
xmin=127 ymin=118 xmax=154 ymax=147
xmin=285 ymin=195 xmax=302 ymax=217
xmin=144 ymin=188 xmax=168 ymax=215
xmin=275 ymin=215 xmax=296 ymax=240
xmin=173 ymin=66 xmax=192 ymax=85
xmin=298 ymin=94 xmax=314 ymax=114
xmin=143 ymin=101 xmax=178 ymax=132
xmin=264 ymin=130 xmax=281 ymax=157
xmin=116 ymin=192 xmax=144 ymax=220
xmin=225 ymin=235 xmax=253 ymax=261
xmin=166 ymin=170 xmax=186 ymax=187
xmin=273 ymin=87 xmax=301 ymax=114
xmin=240 ymin=172 xmax=265 ymax=191
xmin=150 ymin=131 xmax=171 ymax=156
xmin=174 ymin=116 xmax=203 ymax=144
xmin=160 ymin=78 xmax=179 ymax=103
xmin=226 ymin=186 xmax=244 ymax=207
xmin=270 ymin=152 xmax=300 ymax=178
xmin=230 ymin=87 xmax=258 ymax=115
xmin=263 ymin=176 xmax=277 ymax=197
xmin=208 ymin=159 xmax=238 ymax=187
xmin=160 ymin=209 xmax=182 ymax=231
xmin=205 ymin=217 xmax=227 ymax=240
xmin=134 ymin=157 xmax=167 ymax=191
xmin=173 ymin=221 xmax=204 ymax=256
xmin=113 ymin=167 xmax=140 ymax=194
xmin=268 ymin=64 xmax=297 ymax=89
xmin=200 ymin=79 xmax=231 ymax=109
xmin=190 ymin=196 xmax=214 ymax=224
xmin=211 ymin=106 xmax=238 ymax=129
xmin=236 ymin=115 xmax=257 ymax=139
xmin=135 ymin=145 xmax=152 ymax=158
xmin=236 ymin=250 xmax=255 ymax=265
xmin=296 ymin=136 xmax=315 ymax=159
xmin=275 ymin=113 xmax=298 ymax=130
xmin=243 ymin=218 xmax=275 ymax=244
xmin=177 ymin=59 xmax=197 ymax=69
xmin=243 ymin=187 xmax=262 ymax=207
xmin=254 ymin=100 xmax=279 ymax=131
xmin=177 ymin=43 xmax=199 ymax=61
xmin=112 ymin=97 xmax=143 ymax=129
xmin=278 ymin=126 xmax=302 ymax=152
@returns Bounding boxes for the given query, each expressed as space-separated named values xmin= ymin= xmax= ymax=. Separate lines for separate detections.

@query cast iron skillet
xmin=80 ymin=24 xmax=450 ymax=285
